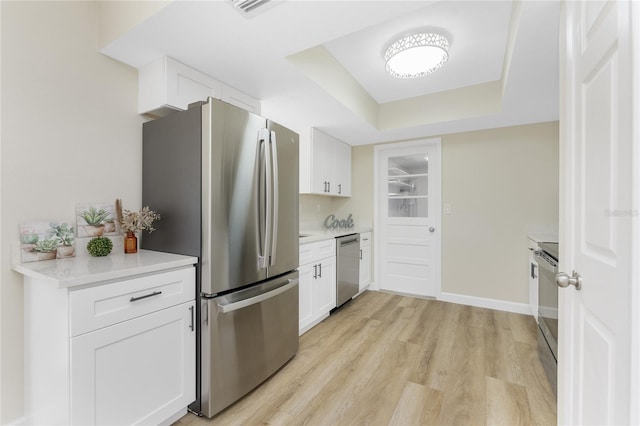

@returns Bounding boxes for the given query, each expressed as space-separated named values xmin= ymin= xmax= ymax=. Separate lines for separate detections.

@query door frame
xmin=373 ymin=138 xmax=442 ymax=297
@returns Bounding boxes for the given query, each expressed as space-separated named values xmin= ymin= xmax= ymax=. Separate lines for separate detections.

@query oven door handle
xmin=217 ymin=279 xmax=298 ymax=314
xmin=535 ymin=252 xmax=558 ymax=272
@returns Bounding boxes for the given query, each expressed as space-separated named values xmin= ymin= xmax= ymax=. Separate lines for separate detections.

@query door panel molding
xmin=373 ymin=138 xmax=441 ymax=298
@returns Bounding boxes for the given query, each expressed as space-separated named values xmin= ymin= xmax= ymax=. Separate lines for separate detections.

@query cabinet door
xmin=220 ymin=84 xmax=261 ymax=114
xmin=71 ymin=301 xmax=195 ymax=425
xmin=314 ymin=256 xmax=336 ymax=315
xmin=359 ymin=244 xmax=372 ymax=291
xmin=298 ymin=263 xmax=315 ymax=333
xmin=311 ymin=131 xmax=334 ymax=194
xmin=333 ymin=141 xmax=352 ymax=196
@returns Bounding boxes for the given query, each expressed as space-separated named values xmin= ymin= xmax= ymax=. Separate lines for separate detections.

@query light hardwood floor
xmin=175 ymin=291 xmax=557 ymax=426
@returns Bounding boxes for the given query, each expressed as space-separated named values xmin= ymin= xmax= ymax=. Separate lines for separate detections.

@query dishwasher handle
xmin=339 ymin=237 xmax=359 ymax=246
xmin=217 ymin=279 xmax=298 ymax=314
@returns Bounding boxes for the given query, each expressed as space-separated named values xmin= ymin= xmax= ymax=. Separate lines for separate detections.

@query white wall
xmin=0 ymin=2 xmax=143 ymax=421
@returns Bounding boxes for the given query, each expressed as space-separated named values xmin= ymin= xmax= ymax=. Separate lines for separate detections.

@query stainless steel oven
xmin=535 ymin=242 xmax=559 ymax=395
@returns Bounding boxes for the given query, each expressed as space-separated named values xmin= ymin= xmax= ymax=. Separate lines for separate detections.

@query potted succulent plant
xmin=80 ymin=206 xmax=109 ymax=237
xmin=48 ymin=223 xmax=75 ymax=258
xmin=33 ymin=238 xmax=59 ymax=261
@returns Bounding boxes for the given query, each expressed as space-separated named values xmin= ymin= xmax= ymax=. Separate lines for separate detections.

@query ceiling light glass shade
xmin=384 ymin=33 xmax=449 ymax=79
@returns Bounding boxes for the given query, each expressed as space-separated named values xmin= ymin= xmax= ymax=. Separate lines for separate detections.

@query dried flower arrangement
xmin=115 ymin=199 xmax=160 ymax=235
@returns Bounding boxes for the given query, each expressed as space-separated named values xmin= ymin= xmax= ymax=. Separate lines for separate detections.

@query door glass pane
xmin=387 ymin=154 xmax=429 ymax=218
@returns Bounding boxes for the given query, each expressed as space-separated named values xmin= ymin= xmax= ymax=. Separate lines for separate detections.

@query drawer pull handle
xmin=130 ymin=291 xmax=162 ymax=302
xmin=189 ymin=305 xmax=194 ymax=331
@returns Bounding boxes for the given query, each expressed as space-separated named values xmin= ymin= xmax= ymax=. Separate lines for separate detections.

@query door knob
xmin=556 ymin=271 xmax=582 ymax=290
xmin=429 ymin=227 xmax=435 ymax=232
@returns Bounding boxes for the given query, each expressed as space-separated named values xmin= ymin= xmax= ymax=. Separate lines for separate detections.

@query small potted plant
xmin=48 ymin=223 xmax=75 ymax=258
xmin=33 ymin=238 xmax=59 ymax=261
xmin=80 ymin=206 xmax=110 ymax=237
xmin=86 ymin=236 xmax=113 ymax=257
xmin=116 ymin=200 xmax=160 ymax=254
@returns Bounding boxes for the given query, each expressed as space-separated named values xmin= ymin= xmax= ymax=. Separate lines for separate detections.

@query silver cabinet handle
xmin=217 ymin=279 xmax=298 ymax=313
xmin=313 ymin=264 xmax=318 ymax=279
xmin=556 ymin=271 xmax=582 ymax=290
xmin=130 ymin=291 xmax=162 ymax=302
xmin=189 ymin=305 xmax=194 ymax=331
xmin=338 ymin=184 xmax=342 ymax=194
xmin=318 ymin=263 xmax=322 ymax=278
xmin=360 ymin=249 xmax=363 ymax=260
xmin=429 ymin=226 xmax=436 ymax=232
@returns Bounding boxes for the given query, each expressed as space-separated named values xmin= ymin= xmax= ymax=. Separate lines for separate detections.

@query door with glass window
xmin=374 ymin=139 xmax=441 ymax=297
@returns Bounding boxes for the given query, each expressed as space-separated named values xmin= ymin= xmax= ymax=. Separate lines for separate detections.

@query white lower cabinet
xmin=299 ymin=239 xmax=336 ymax=334
xmin=359 ymin=232 xmax=372 ymax=291
xmin=71 ymin=301 xmax=195 ymax=425
xmin=18 ymin=257 xmax=196 ymax=426
xmin=298 ymin=262 xmax=315 ymax=332
xmin=313 ymin=256 xmax=336 ymax=315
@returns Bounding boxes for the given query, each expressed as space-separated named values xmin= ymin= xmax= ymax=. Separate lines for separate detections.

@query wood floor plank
xmin=515 ymin=341 xmax=557 ymax=425
xmin=484 ymin=310 xmax=525 ymax=386
xmin=437 ymin=318 xmax=486 ymax=425
xmin=292 ymin=305 xmax=415 ymax=424
xmin=175 ymin=291 xmax=558 ymax=426
xmin=509 ymin=312 xmax=539 ymax=346
xmin=408 ymin=301 xmax=462 ymax=391
xmin=485 ymin=375 xmax=533 ymax=425
xmin=389 ymin=381 xmax=442 ymax=426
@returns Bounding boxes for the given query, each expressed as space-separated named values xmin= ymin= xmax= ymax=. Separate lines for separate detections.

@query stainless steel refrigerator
xmin=141 ymin=97 xmax=299 ymax=418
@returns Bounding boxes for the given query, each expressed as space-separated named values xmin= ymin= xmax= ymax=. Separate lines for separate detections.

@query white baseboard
xmin=437 ymin=291 xmax=532 ymax=315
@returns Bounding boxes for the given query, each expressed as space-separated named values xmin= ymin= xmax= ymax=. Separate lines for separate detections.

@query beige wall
xmin=1 ymin=2 xmax=143 ymax=421
xmin=303 ymin=122 xmax=559 ymax=304
xmin=441 ymin=122 xmax=559 ymax=303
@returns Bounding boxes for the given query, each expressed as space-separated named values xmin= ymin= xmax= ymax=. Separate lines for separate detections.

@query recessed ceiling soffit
xmin=286 ymin=1 xmax=522 ymax=132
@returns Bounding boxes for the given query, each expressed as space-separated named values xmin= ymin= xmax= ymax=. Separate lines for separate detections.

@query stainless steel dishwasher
xmin=336 ymin=233 xmax=360 ymax=308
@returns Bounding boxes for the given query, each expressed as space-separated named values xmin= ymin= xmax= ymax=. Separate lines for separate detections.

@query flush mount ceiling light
xmin=384 ymin=32 xmax=450 ymax=79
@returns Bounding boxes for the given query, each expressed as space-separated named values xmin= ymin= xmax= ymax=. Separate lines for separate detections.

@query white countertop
xmin=12 ymin=249 xmax=198 ymax=289
xmin=528 ymin=233 xmax=559 ymax=243
xmin=299 ymin=228 xmax=373 ymax=245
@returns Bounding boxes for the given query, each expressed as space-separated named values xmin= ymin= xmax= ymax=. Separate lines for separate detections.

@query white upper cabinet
xmin=301 ymin=128 xmax=352 ymax=197
xmin=138 ymin=56 xmax=261 ymax=116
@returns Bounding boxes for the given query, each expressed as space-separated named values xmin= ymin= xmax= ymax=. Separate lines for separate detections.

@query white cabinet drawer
xmin=299 ymin=239 xmax=336 ymax=265
xmin=70 ymin=267 xmax=195 ymax=337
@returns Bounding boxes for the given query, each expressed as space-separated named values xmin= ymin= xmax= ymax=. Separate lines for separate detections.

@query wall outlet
xmin=443 ymin=203 xmax=452 ymax=214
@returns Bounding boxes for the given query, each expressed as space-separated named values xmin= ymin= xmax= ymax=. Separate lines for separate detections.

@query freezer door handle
xmin=216 ymin=279 xmax=298 ymax=314
xmin=269 ymin=130 xmax=279 ymax=266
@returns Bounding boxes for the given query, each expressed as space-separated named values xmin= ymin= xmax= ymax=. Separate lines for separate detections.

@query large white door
xmin=374 ymin=139 xmax=441 ymax=297
xmin=559 ymin=1 xmax=639 ymax=424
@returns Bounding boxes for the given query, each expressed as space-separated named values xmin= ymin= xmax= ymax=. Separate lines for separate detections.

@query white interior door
xmin=374 ymin=139 xmax=441 ymax=297
xmin=560 ymin=1 xmax=639 ymax=424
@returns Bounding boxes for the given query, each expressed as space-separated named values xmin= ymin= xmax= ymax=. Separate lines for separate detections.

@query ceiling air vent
xmin=229 ymin=0 xmax=279 ymax=18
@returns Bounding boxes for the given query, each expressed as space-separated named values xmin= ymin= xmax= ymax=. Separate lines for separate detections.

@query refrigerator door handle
xmin=216 ymin=279 xmax=298 ymax=313
xmin=269 ymin=130 xmax=279 ymax=266
xmin=263 ymin=128 xmax=273 ymax=269
xmin=258 ymin=128 xmax=270 ymax=269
